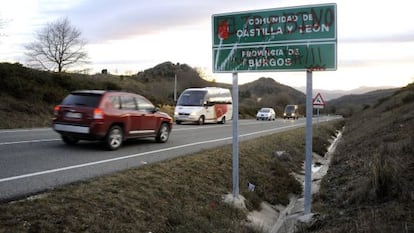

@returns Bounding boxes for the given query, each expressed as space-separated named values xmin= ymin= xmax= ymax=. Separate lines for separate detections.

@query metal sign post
xmin=212 ymin=3 xmax=337 ymax=211
xmin=232 ymin=72 xmax=239 ymax=199
xmin=304 ymin=70 xmax=313 ymax=214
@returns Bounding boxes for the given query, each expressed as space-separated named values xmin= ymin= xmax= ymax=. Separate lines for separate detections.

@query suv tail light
xmin=93 ymin=108 xmax=104 ymax=119
xmin=54 ymin=105 xmax=60 ymax=116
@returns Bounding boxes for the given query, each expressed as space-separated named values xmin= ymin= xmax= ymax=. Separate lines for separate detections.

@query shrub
xmin=402 ymin=93 xmax=414 ymax=104
xmin=368 ymin=147 xmax=401 ymax=201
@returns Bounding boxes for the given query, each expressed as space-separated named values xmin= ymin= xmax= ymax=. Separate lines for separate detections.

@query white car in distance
xmin=256 ymin=108 xmax=276 ymax=121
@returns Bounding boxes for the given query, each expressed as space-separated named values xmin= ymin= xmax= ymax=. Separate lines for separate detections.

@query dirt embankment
xmin=298 ymin=84 xmax=414 ymax=233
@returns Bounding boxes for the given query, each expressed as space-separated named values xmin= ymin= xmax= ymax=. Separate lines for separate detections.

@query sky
xmin=1 ymin=0 xmax=414 ymax=90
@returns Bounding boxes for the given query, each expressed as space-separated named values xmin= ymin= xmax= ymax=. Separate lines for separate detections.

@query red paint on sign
xmin=218 ymin=20 xmax=229 ymax=40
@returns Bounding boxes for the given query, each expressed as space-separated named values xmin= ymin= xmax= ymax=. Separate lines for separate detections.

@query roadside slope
xmin=302 ymin=82 xmax=414 ymax=232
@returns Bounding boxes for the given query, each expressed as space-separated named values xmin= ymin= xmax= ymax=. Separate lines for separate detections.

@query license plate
xmin=65 ymin=112 xmax=82 ymax=119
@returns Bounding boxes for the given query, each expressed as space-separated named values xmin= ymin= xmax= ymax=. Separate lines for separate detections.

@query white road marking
xmin=0 ymin=139 xmax=60 ymax=146
xmin=0 ymin=124 xmax=302 ymax=183
xmin=0 ymin=128 xmax=51 ymax=133
xmin=0 ymin=117 xmax=335 ymax=146
xmin=0 ymin=120 xmax=285 ymax=145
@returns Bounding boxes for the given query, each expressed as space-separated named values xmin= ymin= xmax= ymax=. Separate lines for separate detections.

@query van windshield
xmin=177 ymin=90 xmax=207 ymax=106
xmin=285 ymin=105 xmax=296 ymax=113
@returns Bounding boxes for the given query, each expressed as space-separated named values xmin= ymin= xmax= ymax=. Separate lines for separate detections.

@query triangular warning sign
xmin=313 ymin=93 xmax=326 ymax=106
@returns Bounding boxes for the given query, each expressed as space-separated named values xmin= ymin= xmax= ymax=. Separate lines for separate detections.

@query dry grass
xmin=0 ymin=94 xmax=53 ymax=128
xmin=307 ymin=83 xmax=414 ymax=233
xmin=0 ymin=121 xmax=343 ymax=233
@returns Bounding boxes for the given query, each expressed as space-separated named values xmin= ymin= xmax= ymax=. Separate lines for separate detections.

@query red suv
xmin=53 ymin=90 xmax=173 ymax=150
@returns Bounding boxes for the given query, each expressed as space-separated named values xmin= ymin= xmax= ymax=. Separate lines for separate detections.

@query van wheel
xmin=175 ymin=120 xmax=182 ymax=125
xmin=219 ymin=116 xmax=226 ymax=124
xmin=105 ymin=125 xmax=123 ymax=150
xmin=62 ymin=135 xmax=79 ymax=145
xmin=197 ymin=116 xmax=205 ymax=125
xmin=156 ymin=123 xmax=170 ymax=143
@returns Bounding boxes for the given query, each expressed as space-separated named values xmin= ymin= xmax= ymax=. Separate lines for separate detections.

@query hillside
xmin=295 ymin=86 xmax=398 ymax=101
xmin=0 ymin=62 xmax=306 ymax=128
xmin=239 ymin=77 xmax=305 ymax=118
xmin=300 ymin=82 xmax=414 ymax=232
xmin=327 ymin=88 xmax=398 ymax=106
xmin=326 ymin=88 xmax=399 ymax=117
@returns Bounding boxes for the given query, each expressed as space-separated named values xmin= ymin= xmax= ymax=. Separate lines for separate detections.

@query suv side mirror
xmin=152 ymin=107 xmax=159 ymax=113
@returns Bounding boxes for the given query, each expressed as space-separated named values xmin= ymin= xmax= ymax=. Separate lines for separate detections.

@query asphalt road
xmin=0 ymin=116 xmax=339 ymax=202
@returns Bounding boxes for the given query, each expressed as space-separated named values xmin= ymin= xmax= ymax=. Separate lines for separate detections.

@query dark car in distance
xmin=53 ymin=90 xmax=173 ymax=150
xmin=283 ymin=104 xmax=300 ymax=120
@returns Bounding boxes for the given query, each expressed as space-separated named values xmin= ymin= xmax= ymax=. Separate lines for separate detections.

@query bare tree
xmin=25 ymin=17 xmax=88 ymax=72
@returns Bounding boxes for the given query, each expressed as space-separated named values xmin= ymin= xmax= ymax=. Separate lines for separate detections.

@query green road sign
xmin=212 ymin=3 xmax=337 ymax=72
xmin=213 ymin=42 xmax=336 ymax=72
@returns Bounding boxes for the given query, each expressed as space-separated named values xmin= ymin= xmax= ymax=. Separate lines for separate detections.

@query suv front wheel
xmin=156 ymin=123 xmax=170 ymax=143
xmin=105 ymin=125 xmax=123 ymax=150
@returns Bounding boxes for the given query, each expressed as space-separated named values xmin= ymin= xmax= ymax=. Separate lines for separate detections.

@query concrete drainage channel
xmin=236 ymin=130 xmax=344 ymax=233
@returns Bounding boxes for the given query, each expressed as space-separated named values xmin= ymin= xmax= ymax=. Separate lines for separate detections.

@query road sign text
xmin=212 ymin=4 xmax=337 ymax=72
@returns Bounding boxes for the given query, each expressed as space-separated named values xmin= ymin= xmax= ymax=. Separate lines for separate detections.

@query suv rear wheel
xmin=105 ymin=125 xmax=123 ymax=150
xmin=156 ymin=123 xmax=170 ymax=143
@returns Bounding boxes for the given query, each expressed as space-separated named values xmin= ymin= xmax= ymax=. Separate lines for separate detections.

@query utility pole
xmin=174 ymin=73 xmax=177 ymax=102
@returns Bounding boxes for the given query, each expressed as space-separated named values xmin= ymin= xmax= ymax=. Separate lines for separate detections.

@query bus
xmin=174 ymin=87 xmax=232 ymax=125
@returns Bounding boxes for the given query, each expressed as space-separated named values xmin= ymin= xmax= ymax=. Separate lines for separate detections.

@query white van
xmin=174 ymin=87 xmax=232 ymax=125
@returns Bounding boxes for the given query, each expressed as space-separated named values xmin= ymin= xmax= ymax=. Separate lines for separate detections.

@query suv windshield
xmin=61 ymin=93 xmax=102 ymax=107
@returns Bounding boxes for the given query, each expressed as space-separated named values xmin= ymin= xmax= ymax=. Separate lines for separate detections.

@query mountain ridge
xmin=294 ymin=85 xmax=400 ymax=101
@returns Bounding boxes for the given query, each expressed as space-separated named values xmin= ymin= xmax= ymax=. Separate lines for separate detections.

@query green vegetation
xmin=0 ymin=63 xmax=122 ymax=128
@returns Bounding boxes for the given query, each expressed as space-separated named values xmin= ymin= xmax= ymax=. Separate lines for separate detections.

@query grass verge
xmin=0 ymin=121 xmax=343 ymax=233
